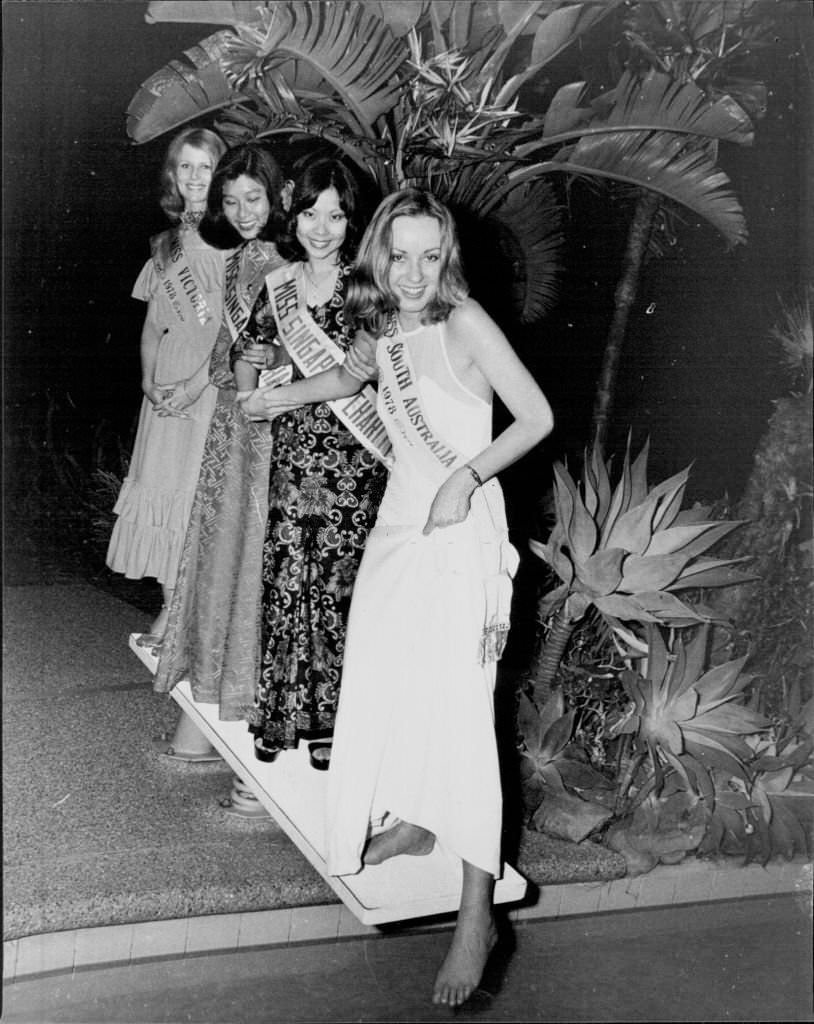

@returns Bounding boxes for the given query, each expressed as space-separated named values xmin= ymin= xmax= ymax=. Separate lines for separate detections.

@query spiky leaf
xmin=619 ymin=553 xmax=688 ymax=593
xmin=575 ymin=548 xmax=625 ymax=596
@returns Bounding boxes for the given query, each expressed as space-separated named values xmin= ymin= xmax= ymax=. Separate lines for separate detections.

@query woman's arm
xmin=240 ymin=331 xmax=377 ymax=421
xmin=241 ymin=364 xmax=362 ymax=419
xmin=423 ymin=300 xmax=553 ymax=533
xmin=154 ymin=356 xmax=212 ymax=416
xmin=139 ymin=312 xmax=170 ymax=406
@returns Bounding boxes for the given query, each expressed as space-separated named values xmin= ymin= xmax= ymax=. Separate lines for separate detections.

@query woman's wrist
xmin=182 ymin=379 xmax=204 ymax=404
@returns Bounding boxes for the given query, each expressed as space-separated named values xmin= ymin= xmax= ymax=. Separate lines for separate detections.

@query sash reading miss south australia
xmin=378 ymin=331 xmax=520 ymax=664
xmin=150 ymin=229 xmax=215 ymax=330
xmin=266 ymin=264 xmax=393 ymax=468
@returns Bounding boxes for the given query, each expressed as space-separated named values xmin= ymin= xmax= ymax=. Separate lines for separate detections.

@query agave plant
xmin=528 ymin=437 xmax=757 ymax=701
xmin=124 ymin=0 xmax=768 ymax=324
xmin=609 ymin=624 xmax=769 ymax=811
xmin=517 ymin=688 xmax=613 ymax=840
xmin=698 ymin=729 xmax=813 ymax=864
xmin=518 ymin=691 xmax=610 ymax=801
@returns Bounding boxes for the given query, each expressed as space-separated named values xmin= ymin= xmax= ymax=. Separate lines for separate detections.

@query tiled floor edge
xmin=5 ymin=858 xmax=811 ymax=982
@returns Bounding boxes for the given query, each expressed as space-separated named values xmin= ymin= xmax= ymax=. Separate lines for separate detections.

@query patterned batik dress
xmin=154 ymin=240 xmax=286 ymax=720
xmin=249 ymin=263 xmax=387 ymax=752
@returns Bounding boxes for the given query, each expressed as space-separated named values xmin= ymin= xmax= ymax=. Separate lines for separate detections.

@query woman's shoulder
xmin=446 ymin=298 xmax=495 ymax=339
xmin=132 ymin=255 xmax=159 ymax=301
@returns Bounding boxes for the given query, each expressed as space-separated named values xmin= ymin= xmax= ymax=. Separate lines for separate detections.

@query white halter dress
xmin=325 ymin=320 xmax=515 ymax=879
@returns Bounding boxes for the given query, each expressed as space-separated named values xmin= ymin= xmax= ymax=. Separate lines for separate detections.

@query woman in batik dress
xmin=154 ymin=143 xmax=290 ymax=722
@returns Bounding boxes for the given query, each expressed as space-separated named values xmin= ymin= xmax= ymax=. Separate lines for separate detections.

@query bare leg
xmin=362 ymin=819 xmax=435 ymax=865
xmin=149 ymin=585 xmax=173 ymax=639
xmin=432 ymin=861 xmax=496 ymax=1007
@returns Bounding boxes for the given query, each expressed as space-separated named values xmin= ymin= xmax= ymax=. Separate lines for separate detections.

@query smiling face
xmin=295 ymin=187 xmax=348 ymax=267
xmin=387 ymin=214 xmax=443 ymax=330
xmin=173 ymin=144 xmax=215 ymax=212
xmin=221 ymin=174 xmax=271 ymax=240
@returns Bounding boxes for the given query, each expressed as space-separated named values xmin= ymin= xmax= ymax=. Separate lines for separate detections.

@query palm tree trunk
xmin=592 ymin=189 xmax=660 ymax=450
xmin=529 ymin=608 xmax=574 ymax=706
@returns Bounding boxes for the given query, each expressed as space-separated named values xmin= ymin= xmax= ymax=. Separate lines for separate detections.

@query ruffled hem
xmin=106 ymin=477 xmax=195 ymax=587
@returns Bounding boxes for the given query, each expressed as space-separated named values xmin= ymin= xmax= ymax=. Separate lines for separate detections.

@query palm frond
xmin=126 ymin=30 xmax=240 ymax=143
xmin=487 ymin=126 xmax=746 ymax=247
xmin=490 ymin=179 xmax=564 ymax=322
xmin=565 ymin=130 xmax=747 ymax=246
xmin=145 ymin=1 xmax=265 ymax=27
xmin=223 ymin=2 xmax=407 ymax=138
xmin=494 ymin=1 xmax=624 ymax=107
xmin=519 ymin=68 xmax=755 ymax=152
xmin=600 ymin=70 xmax=755 ymax=145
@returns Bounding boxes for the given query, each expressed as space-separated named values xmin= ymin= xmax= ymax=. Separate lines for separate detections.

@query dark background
xmin=3 ymin=2 xmax=812 ymax=548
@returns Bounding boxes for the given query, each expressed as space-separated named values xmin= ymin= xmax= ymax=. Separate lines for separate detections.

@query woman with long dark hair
xmin=236 ymin=157 xmax=388 ymax=759
xmin=155 ymin=142 xmax=291 ymax=726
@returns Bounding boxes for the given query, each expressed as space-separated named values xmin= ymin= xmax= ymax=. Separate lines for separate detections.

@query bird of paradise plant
xmin=124 ymin=0 xmax=766 ymax=325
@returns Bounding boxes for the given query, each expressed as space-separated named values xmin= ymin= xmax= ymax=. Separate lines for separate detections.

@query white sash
xmin=266 ymin=264 xmax=393 ymax=468
xmin=378 ymin=330 xmax=520 ymax=664
xmin=150 ymin=229 xmax=215 ymax=329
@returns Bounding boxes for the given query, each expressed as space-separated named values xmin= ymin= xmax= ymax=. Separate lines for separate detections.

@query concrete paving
xmin=3 ymin=895 xmax=812 ymax=1022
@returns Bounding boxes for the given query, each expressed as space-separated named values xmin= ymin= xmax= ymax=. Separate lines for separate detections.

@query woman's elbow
xmin=537 ymin=405 xmax=554 ymax=442
xmin=526 ymin=400 xmax=553 ymax=444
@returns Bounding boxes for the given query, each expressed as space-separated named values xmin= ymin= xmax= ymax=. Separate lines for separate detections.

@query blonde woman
xmin=246 ymin=188 xmax=553 ymax=1007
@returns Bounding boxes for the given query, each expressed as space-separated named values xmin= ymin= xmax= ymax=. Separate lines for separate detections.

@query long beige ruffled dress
xmin=106 ymin=229 xmax=223 ymax=588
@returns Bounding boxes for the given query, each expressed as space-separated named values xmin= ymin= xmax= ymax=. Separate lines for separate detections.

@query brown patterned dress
xmin=154 ymin=240 xmax=286 ymax=720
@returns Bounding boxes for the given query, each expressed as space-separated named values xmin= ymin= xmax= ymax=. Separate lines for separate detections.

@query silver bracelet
xmin=465 ymin=463 xmax=483 ymax=487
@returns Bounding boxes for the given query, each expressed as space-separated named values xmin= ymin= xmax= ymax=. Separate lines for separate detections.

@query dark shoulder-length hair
xmin=344 ymin=188 xmax=468 ymax=337
xmin=199 ymin=143 xmax=287 ymax=250
xmin=277 ymin=158 xmax=364 ymax=263
xmin=159 ymin=127 xmax=227 ymax=223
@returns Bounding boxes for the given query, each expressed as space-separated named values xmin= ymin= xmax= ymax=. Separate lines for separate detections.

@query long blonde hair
xmin=345 ymin=188 xmax=468 ymax=337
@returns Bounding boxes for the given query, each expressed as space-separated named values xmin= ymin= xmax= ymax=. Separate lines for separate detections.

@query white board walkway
xmin=130 ymin=635 xmax=527 ymax=925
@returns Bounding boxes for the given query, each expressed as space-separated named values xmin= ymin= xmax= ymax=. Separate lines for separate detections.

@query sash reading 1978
xmin=266 ymin=264 xmax=393 ymax=468
xmin=150 ymin=229 xmax=215 ymax=329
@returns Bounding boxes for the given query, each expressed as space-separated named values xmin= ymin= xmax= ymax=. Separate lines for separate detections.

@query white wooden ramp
xmin=130 ymin=634 xmax=527 ymax=925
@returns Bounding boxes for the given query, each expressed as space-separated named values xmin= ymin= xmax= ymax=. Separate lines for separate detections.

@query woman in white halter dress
xmin=246 ymin=188 xmax=553 ymax=1009
xmin=325 ymin=318 xmax=507 ymax=880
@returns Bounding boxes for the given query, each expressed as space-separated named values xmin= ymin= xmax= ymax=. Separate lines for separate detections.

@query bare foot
xmin=432 ymin=905 xmax=497 ymax=1007
xmin=362 ymin=821 xmax=435 ymax=865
